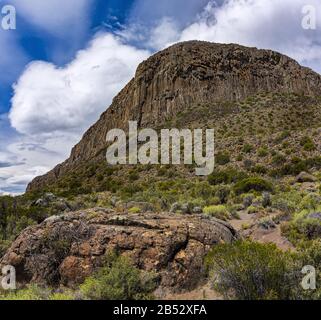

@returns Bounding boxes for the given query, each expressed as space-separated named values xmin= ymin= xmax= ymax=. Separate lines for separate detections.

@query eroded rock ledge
xmin=1 ymin=209 xmax=238 ymax=292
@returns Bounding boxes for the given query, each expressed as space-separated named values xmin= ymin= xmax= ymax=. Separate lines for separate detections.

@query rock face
xmin=27 ymin=41 xmax=321 ymax=191
xmin=1 ymin=209 xmax=237 ymax=291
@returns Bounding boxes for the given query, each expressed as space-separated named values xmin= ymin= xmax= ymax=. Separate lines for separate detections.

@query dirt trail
xmin=230 ymin=210 xmax=294 ymax=251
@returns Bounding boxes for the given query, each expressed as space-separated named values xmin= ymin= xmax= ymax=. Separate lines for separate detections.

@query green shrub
xmin=205 ymin=241 xmax=299 ymax=300
xmin=257 ymin=147 xmax=268 ymax=158
xmin=49 ymin=292 xmax=75 ymax=300
xmin=300 ymin=136 xmax=314 ymax=146
xmin=242 ymin=144 xmax=254 ymax=154
xmin=241 ymin=193 xmax=255 ymax=208
xmin=157 ymin=167 xmax=167 ymax=176
xmin=247 ymin=206 xmax=261 ymax=214
xmin=272 ymin=153 xmax=286 ymax=166
xmin=191 ymin=181 xmax=214 ymax=199
xmin=303 ymin=141 xmax=316 ymax=151
xmin=215 ymin=152 xmax=231 ymax=166
xmin=203 ymin=205 xmax=230 ymax=221
xmin=258 ymin=217 xmax=276 ymax=230
xmin=129 ymin=172 xmax=139 ymax=182
xmin=215 ymin=186 xmax=231 ymax=204
xmin=284 ymin=208 xmax=321 ymax=242
xmin=272 ymin=190 xmax=302 ymax=214
xmin=271 ymin=157 xmax=307 ymax=177
xmin=0 ymin=285 xmax=51 ymax=300
xmin=305 ymin=157 xmax=321 ymax=169
xmin=229 ymin=204 xmax=242 ymax=219
xmin=251 ymin=165 xmax=268 ymax=174
xmin=207 ymin=197 xmax=221 ymax=206
xmin=128 ymin=207 xmax=141 ymax=214
xmin=208 ymin=168 xmax=247 ymax=185
xmin=243 ymin=159 xmax=254 ymax=170
xmin=299 ymin=194 xmax=321 ymax=211
xmin=120 ymin=184 xmax=143 ymax=198
xmin=80 ymin=251 xmax=156 ymax=300
xmin=298 ymin=136 xmax=316 ymax=151
xmin=275 ymin=130 xmax=291 ymax=143
xmin=0 ymin=285 xmax=75 ymax=301
xmin=233 ymin=177 xmax=273 ymax=195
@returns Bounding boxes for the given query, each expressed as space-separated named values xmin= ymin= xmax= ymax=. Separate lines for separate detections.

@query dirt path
xmin=230 ymin=210 xmax=294 ymax=251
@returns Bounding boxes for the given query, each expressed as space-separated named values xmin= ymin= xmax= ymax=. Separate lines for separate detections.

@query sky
xmin=0 ymin=0 xmax=321 ymax=195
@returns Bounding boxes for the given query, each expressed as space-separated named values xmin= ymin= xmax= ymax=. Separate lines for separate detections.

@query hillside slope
xmin=27 ymin=41 xmax=321 ymax=192
xmin=2 ymin=41 xmax=321 ymax=300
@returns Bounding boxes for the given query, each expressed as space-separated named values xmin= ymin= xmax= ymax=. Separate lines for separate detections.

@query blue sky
xmin=0 ymin=0 xmax=133 ymax=114
xmin=0 ymin=0 xmax=321 ymax=194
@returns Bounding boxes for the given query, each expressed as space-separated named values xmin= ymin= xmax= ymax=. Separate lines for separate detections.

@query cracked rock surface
xmin=1 ymin=208 xmax=237 ymax=292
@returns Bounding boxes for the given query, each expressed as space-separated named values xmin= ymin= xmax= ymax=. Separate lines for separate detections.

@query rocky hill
xmin=2 ymin=41 xmax=321 ymax=299
xmin=27 ymin=41 xmax=321 ymax=192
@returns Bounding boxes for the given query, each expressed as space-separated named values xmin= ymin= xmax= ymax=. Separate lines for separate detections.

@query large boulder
xmin=1 ymin=209 xmax=237 ymax=292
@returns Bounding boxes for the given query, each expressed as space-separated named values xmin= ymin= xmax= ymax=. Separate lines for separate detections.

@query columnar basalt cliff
xmin=27 ymin=41 xmax=321 ymax=192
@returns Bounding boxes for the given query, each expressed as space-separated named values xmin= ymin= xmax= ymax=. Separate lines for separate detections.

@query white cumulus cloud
xmin=1 ymin=33 xmax=149 ymax=193
xmin=9 ymin=33 xmax=149 ymax=135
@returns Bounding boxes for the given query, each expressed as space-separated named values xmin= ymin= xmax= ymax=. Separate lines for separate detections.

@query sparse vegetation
xmin=242 ymin=144 xmax=254 ymax=154
xmin=1 ymin=88 xmax=321 ymax=300
xmin=215 ymin=152 xmax=231 ymax=166
xmin=203 ymin=205 xmax=230 ymax=220
xmin=300 ymin=136 xmax=316 ymax=151
xmin=233 ymin=177 xmax=273 ymax=195
xmin=80 ymin=251 xmax=157 ymax=300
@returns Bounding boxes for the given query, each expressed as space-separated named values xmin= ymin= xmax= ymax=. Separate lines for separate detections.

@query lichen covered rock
xmin=1 ymin=209 xmax=237 ymax=292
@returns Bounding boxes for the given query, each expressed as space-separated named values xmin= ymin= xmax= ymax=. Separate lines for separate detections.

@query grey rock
xmin=110 ymin=197 xmax=118 ymax=207
xmin=34 ymin=198 xmax=48 ymax=207
xmin=44 ymin=215 xmax=63 ymax=224
xmin=44 ymin=193 xmax=56 ymax=201
xmin=170 ymin=202 xmax=181 ymax=213
xmin=192 ymin=207 xmax=203 ymax=214
xmin=180 ymin=203 xmax=192 ymax=214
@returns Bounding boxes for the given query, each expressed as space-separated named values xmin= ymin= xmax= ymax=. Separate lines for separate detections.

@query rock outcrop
xmin=27 ymin=41 xmax=321 ymax=191
xmin=1 ymin=209 xmax=238 ymax=292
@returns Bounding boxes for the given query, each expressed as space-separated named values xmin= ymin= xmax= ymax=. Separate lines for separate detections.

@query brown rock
xmin=59 ymin=256 xmax=93 ymax=287
xmin=27 ymin=41 xmax=321 ymax=192
xmin=1 ymin=209 xmax=238 ymax=292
